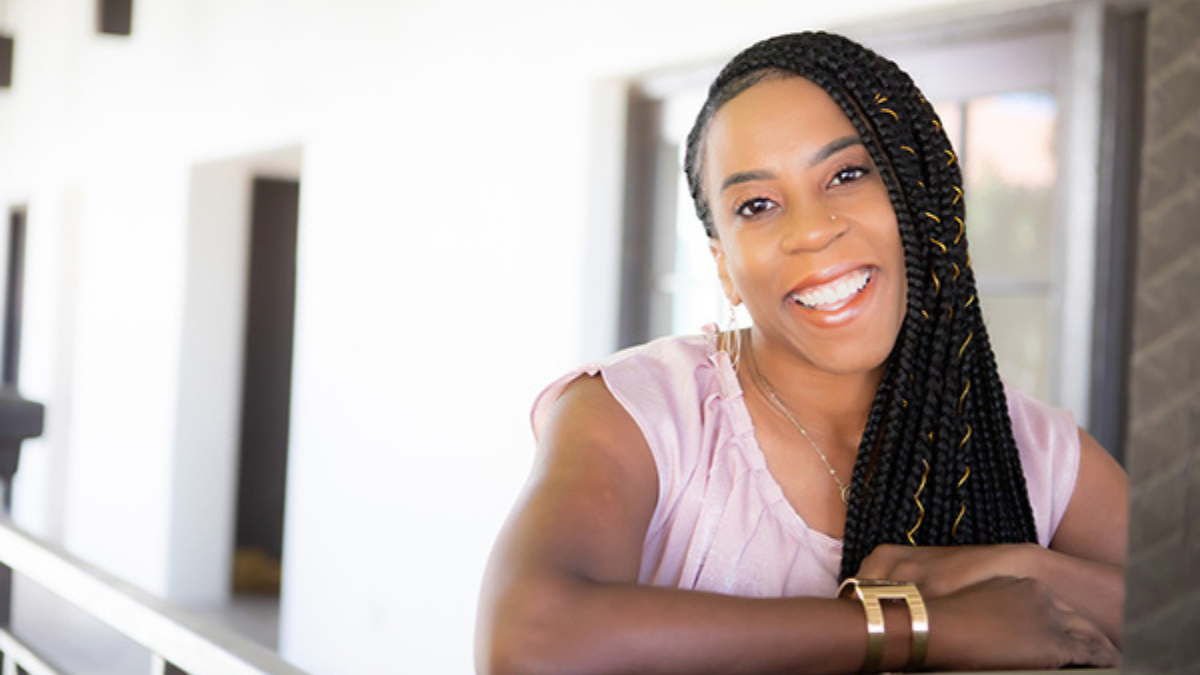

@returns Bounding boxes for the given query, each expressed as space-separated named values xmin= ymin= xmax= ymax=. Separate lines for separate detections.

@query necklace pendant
xmin=840 ymin=484 xmax=851 ymax=504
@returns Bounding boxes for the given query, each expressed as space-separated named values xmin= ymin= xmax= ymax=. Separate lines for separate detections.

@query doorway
xmin=232 ymin=178 xmax=300 ymax=598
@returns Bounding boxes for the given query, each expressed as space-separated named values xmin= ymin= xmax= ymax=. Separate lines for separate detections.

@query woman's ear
xmin=709 ymin=238 xmax=741 ymax=306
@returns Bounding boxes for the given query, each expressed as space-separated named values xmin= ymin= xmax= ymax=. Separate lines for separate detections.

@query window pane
xmin=962 ymin=92 xmax=1058 ymax=282
xmin=980 ymin=293 xmax=1051 ymax=401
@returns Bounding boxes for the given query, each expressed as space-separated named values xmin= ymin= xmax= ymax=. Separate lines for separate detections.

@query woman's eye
xmin=735 ymin=197 xmax=777 ymax=218
xmin=829 ymin=165 xmax=870 ymax=187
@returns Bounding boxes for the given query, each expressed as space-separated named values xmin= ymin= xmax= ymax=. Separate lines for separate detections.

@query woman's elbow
xmin=476 ymin=608 xmax=581 ymax=675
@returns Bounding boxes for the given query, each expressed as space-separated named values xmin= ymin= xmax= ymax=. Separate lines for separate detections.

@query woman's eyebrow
xmin=808 ymin=135 xmax=863 ymax=167
xmin=719 ymin=135 xmax=865 ymax=193
xmin=720 ymin=169 xmax=775 ymax=193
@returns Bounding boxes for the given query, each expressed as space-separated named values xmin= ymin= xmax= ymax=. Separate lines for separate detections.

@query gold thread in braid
xmin=923 ymin=211 xmax=941 ymax=224
xmin=958 ymin=332 xmax=973 ymax=358
xmin=952 ymin=504 xmax=967 ymax=539
xmin=953 ymin=217 xmax=965 ymax=245
xmin=932 ymin=118 xmax=941 ymax=131
xmin=920 ymin=309 xmax=930 ymax=321
xmin=930 ymin=238 xmax=947 ymax=254
xmin=901 ymin=145 xmax=916 ymax=155
xmin=958 ymin=424 xmax=973 ymax=451
xmin=964 ymin=294 xmax=976 ymax=309
xmin=957 ymin=380 xmax=971 ymax=415
xmin=931 ymin=270 xmax=941 ymax=296
xmin=917 ymin=180 xmax=925 ymax=190
xmin=952 ymin=262 xmax=961 ymax=281
xmin=945 ymin=150 xmax=957 ymax=166
xmin=874 ymin=95 xmax=900 ymax=120
xmin=952 ymin=186 xmax=963 ymax=205
xmin=907 ymin=459 xmax=931 ymax=545
xmin=952 ymin=466 xmax=971 ymax=539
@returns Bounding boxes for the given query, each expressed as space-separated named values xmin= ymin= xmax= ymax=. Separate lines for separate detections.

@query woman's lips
xmin=789 ymin=267 xmax=874 ymax=312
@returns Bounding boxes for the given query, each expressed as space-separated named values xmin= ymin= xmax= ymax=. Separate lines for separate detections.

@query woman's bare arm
xmin=475 ymin=376 xmax=1118 ymax=675
xmin=1037 ymin=427 xmax=1127 ymax=642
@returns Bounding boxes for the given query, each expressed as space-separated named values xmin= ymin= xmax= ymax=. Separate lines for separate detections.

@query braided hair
xmin=683 ymin=32 xmax=1039 ymax=581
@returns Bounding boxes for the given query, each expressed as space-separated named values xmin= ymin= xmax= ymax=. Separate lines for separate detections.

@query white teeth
xmin=791 ymin=269 xmax=872 ymax=310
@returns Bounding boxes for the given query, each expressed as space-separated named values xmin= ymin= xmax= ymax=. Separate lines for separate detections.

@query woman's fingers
xmin=856 ymin=543 xmax=1022 ymax=597
xmin=1058 ymin=601 xmax=1120 ymax=667
xmin=927 ymin=577 xmax=1120 ymax=671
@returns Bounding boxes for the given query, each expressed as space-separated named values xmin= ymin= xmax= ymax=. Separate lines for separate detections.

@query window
xmin=618 ymin=4 xmax=1144 ymax=455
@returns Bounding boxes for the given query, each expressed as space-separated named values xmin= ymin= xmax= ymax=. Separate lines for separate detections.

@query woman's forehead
xmin=704 ymin=76 xmax=858 ymax=177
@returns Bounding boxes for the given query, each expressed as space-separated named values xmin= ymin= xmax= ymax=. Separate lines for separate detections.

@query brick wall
xmin=1122 ymin=0 xmax=1200 ymax=672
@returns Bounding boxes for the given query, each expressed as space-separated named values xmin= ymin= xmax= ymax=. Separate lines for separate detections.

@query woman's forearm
xmin=481 ymin=579 xmax=871 ymax=675
xmin=477 ymin=573 xmax=1118 ymax=675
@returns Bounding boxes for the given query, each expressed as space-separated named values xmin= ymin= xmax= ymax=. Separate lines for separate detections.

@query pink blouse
xmin=532 ymin=334 xmax=1081 ymax=599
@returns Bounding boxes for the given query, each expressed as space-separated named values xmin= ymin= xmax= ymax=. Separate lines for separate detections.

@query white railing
xmin=0 ymin=517 xmax=312 ymax=675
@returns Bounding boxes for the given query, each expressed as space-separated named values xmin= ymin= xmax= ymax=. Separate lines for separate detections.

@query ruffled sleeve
xmin=1004 ymin=384 xmax=1081 ymax=546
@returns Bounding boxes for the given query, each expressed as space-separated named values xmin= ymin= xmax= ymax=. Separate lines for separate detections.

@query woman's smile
xmin=784 ymin=263 xmax=882 ymax=332
xmin=789 ymin=266 xmax=873 ymax=311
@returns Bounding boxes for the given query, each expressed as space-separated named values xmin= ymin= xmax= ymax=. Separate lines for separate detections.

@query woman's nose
xmin=779 ymin=208 xmax=847 ymax=252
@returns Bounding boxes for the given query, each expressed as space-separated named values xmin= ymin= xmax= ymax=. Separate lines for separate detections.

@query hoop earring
xmin=717 ymin=300 xmax=742 ymax=369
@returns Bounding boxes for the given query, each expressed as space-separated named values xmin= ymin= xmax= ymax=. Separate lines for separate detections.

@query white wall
xmin=0 ymin=0 xmax=1070 ymax=673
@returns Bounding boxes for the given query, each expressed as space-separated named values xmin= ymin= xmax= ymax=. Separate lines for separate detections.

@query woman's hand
xmin=857 ymin=542 xmax=1037 ymax=598
xmin=926 ymin=576 xmax=1120 ymax=671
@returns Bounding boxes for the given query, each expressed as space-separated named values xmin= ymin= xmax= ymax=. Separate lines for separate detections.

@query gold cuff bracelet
xmin=837 ymin=578 xmax=929 ymax=672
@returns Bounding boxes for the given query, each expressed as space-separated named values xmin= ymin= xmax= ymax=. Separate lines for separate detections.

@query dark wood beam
xmin=97 ymin=0 xmax=134 ymax=36
xmin=0 ymin=36 xmax=13 ymax=88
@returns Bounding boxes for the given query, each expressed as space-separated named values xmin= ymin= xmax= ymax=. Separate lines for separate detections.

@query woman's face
xmin=704 ymin=75 xmax=906 ymax=377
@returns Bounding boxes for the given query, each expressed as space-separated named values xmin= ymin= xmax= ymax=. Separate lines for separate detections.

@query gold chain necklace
xmin=747 ymin=352 xmax=852 ymax=505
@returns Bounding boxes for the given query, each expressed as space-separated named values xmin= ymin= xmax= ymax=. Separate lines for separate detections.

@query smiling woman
xmin=475 ymin=31 xmax=1127 ymax=675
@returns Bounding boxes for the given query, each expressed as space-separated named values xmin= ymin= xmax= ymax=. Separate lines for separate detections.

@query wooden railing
xmin=0 ymin=517 xmax=312 ymax=675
